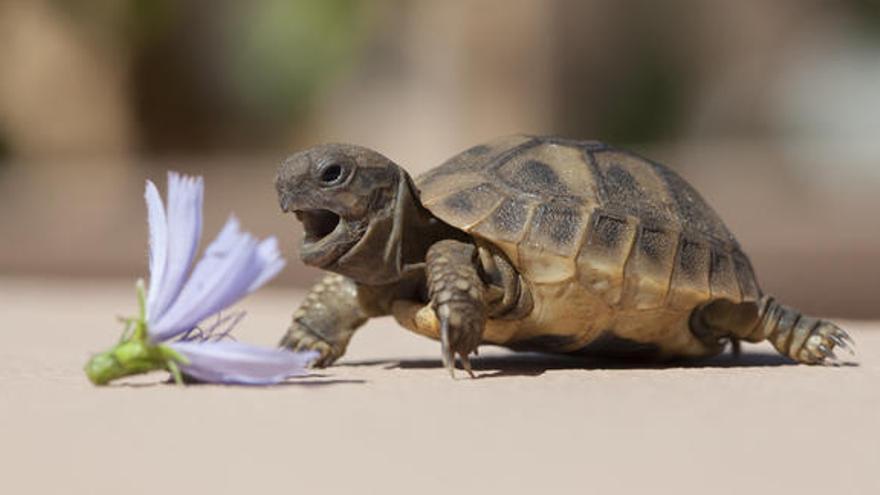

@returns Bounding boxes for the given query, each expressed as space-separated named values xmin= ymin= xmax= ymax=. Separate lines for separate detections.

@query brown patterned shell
xmin=415 ymin=135 xmax=761 ymax=311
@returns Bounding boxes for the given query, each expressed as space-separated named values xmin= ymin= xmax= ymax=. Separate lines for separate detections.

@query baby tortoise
xmin=275 ymin=135 xmax=854 ymax=376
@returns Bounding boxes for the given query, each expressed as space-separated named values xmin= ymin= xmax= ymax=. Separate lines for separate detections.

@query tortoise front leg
xmin=425 ymin=239 xmax=487 ymax=378
xmin=280 ymin=274 xmax=368 ymax=367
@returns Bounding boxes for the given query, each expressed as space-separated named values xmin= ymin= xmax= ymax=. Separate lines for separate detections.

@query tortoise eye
xmin=318 ymin=163 xmax=346 ymax=185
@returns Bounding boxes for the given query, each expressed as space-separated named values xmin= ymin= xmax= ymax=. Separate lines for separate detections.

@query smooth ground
xmin=2 ymin=277 xmax=878 ymax=494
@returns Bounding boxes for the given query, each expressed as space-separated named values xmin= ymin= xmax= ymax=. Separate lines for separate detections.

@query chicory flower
xmin=85 ymin=172 xmax=316 ymax=385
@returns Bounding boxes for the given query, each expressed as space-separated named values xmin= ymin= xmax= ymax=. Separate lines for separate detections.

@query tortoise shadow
xmin=339 ymin=350 xmax=815 ymax=379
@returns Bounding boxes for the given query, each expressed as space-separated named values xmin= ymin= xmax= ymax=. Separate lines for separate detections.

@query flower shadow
xmin=177 ymin=374 xmax=367 ymax=387
xmin=106 ymin=374 xmax=366 ymax=388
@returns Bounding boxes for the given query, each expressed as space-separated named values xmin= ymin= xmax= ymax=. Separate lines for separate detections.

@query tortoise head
xmin=276 ymin=143 xmax=416 ymax=282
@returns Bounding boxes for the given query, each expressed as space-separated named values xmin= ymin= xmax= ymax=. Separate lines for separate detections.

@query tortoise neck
xmin=329 ymin=168 xmax=441 ymax=286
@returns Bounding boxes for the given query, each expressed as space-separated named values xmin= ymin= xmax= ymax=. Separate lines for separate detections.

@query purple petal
xmin=169 ymin=341 xmax=317 ymax=385
xmin=247 ymin=236 xmax=286 ymax=292
xmin=147 ymin=172 xmax=204 ymax=321
xmin=144 ymin=180 xmax=168 ymax=318
xmin=148 ymin=216 xmax=284 ymax=341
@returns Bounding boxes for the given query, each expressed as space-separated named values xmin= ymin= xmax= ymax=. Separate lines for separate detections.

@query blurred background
xmin=0 ymin=0 xmax=878 ymax=317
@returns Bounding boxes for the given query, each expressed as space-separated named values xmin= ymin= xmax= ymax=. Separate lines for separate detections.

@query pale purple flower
xmin=167 ymin=341 xmax=314 ymax=385
xmin=143 ymin=172 xmax=315 ymax=385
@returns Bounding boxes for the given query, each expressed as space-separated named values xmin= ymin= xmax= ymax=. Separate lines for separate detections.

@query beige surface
xmin=2 ymin=276 xmax=878 ymax=495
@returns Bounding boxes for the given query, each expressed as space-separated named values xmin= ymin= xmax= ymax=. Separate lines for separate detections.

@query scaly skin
xmin=279 ymin=274 xmax=368 ymax=367
xmin=693 ymin=296 xmax=855 ymax=364
xmin=425 ymin=240 xmax=486 ymax=377
xmin=756 ymin=297 xmax=854 ymax=363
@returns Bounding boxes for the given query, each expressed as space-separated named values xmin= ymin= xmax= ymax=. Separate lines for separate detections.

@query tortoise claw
xmin=803 ymin=324 xmax=856 ymax=364
xmin=440 ymin=317 xmax=455 ymax=378
xmin=459 ymin=353 xmax=476 ymax=379
xmin=831 ymin=332 xmax=856 ymax=356
xmin=437 ymin=308 xmax=480 ymax=379
xmin=816 ymin=343 xmax=833 ymax=361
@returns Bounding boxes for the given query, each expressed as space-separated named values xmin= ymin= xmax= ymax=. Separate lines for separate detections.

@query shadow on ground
xmin=339 ymin=349 xmax=808 ymax=379
xmin=110 ymin=375 xmax=366 ymax=388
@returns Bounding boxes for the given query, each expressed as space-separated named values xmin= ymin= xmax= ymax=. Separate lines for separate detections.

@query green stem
xmin=133 ymin=279 xmax=148 ymax=341
xmin=166 ymin=359 xmax=184 ymax=385
xmin=84 ymin=280 xmax=191 ymax=386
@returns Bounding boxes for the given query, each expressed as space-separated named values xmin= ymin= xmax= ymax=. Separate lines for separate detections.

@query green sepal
xmin=84 ymin=280 xmax=191 ymax=386
xmin=133 ymin=279 xmax=148 ymax=341
xmin=84 ymin=340 xmax=192 ymax=386
xmin=84 ymin=339 xmax=165 ymax=385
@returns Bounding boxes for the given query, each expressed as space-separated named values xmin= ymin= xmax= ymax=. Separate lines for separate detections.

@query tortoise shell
xmin=415 ymin=135 xmax=761 ymax=356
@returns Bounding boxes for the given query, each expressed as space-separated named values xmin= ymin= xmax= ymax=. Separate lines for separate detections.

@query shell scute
xmin=470 ymin=196 xmax=532 ymax=244
xmin=732 ymin=252 xmax=760 ymax=303
xmin=434 ymin=183 xmax=506 ymax=229
xmin=576 ymin=212 xmax=637 ymax=304
xmin=708 ymin=248 xmax=742 ymax=302
xmin=525 ymin=202 xmax=587 ymax=257
xmin=518 ymin=202 xmax=590 ymax=284
xmin=667 ymin=237 xmax=712 ymax=311
xmin=622 ymin=226 xmax=678 ymax=310
xmin=588 ymin=149 xmax=679 ymax=229
xmin=492 ymin=142 xmax=601 ymax=205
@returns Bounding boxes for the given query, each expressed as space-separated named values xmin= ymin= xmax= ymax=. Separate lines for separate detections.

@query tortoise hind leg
xmin=692 ymin=297 xmax=855 ymax=364
xmin=753 ymin=297 xmax=854 ymax=363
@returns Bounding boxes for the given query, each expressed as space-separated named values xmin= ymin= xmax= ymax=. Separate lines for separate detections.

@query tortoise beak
xmin=279 ymin=192 xmax=299 ymax=213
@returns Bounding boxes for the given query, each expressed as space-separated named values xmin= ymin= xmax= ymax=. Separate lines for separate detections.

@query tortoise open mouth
xmin=295 ymin=209 xmax=340 ymax=242
xmin=293 ymin=208 xmax=350 ymax=267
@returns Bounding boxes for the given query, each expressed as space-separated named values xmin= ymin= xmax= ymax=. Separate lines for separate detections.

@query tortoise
xmin=274 ymin=135 xmax=853 ymax=376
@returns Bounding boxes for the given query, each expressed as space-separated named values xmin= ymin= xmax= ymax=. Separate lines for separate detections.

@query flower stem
xmin=84 ymin=281 xmax=191 ymax=385
xmin=133 ymin=279 xmax=148 ymax=341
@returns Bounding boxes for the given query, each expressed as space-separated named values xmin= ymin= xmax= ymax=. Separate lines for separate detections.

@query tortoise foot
xmin=426 ymin=240 xmax=487 ymax=379
xmin=759 ymin=298 xmax=856 ymax=365
xmin=280 ymin=323 xmax=339 ymax=368
xmin=798 ymin=321 xmax=855 ymax=365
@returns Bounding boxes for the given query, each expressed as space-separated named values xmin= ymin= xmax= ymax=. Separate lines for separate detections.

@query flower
xmin=165 ymin=341 xmax=313 ymax=385
xmin=85 ymin=172 xmax=316 ymax=386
